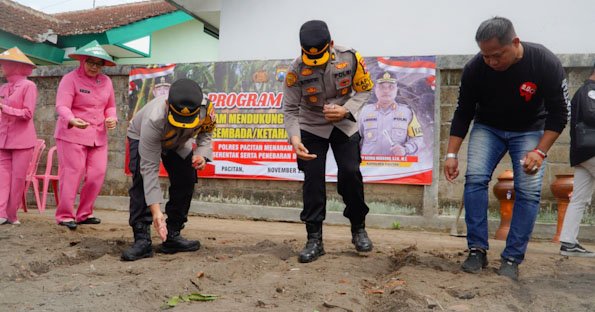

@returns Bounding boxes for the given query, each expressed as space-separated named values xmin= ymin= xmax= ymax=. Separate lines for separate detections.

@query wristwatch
xmin=445 ymin=153 xmax=458 ymax=160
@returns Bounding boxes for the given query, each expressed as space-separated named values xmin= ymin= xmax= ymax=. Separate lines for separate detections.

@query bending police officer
xmin=121 ymin=78 xmax=216 ymax=261
xmin=283 ymin=20 xmax=374 ymax=263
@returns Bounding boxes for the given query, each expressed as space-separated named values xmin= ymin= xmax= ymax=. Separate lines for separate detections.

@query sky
xmin=14 ymin=0 xmax=146 ymax=13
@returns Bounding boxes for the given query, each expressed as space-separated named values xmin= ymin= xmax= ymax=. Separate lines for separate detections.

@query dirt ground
xmin=1 ymin=208 xmax=594 ymax=312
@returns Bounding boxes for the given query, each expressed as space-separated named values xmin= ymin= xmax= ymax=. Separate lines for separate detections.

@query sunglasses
xmin=85 ymin=60 xmax=105 ymax=68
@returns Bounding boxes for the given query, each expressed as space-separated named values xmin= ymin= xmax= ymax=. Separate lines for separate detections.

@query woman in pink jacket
xmin=54 ymin=41 xmax=118 ymax=230
xmin=0 ymin=47 xmax=38 ymax=225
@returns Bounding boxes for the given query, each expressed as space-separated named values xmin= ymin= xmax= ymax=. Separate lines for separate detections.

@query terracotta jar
xmin=492 ymin=170 xmax=515 ymax=240
xmin=550 ymin=174 xmax=574 ymax=243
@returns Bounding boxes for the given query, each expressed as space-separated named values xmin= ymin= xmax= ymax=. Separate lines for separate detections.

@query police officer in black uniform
xmin=283 ymin=20 xmax=374 ymax=263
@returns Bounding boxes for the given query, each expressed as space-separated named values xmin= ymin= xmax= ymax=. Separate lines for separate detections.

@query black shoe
xmin=461 ymin=248 xmax=487 ymax=273
xmin=58 ymin=220 xmax=77 ymax=230
xmin=560 ymin=242 xmax=595 ymax=258
xmin=298 ymin=239 xmax=325 ymax=263
xmin=497 ymin=258 xmax=519 ymax=281
xmin=121 ymin=239 xmax=153 ymax=261
xmin=121 ymin=223 xmax=153 ymax=261
xmin=161 ymin=234 xmax=200 ymax=254
xmin=78 ymin=217 xmax=101 ymax=224
xmin=351 ymin=226 xmax=373 ymax=252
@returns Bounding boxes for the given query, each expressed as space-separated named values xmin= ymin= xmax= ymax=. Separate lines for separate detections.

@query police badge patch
xmin=301 ymin=68 xmax=313 ymax=76
xmin=335 ymin=62 xmax=348 ymax=69
xmin=306 ymin=87 xmax=318 ymax=94
xmin=286 ymin=72 xmax=297 ymax=87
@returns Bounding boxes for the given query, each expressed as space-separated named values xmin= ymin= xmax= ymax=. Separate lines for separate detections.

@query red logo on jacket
xmin=519 ymin=82 xmax=537 ymax=102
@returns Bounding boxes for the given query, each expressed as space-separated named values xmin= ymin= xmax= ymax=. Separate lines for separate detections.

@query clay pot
xmin=492 ymin=170 xmax=515 ymax=240
xmin=550 ymin=174 xmax=574 ymax=243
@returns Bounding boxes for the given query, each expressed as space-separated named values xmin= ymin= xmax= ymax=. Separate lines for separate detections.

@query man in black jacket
xmin=443 ymin=17 xmax=569 ymax=280
xmin=559 ymin=63 xmax=595 ymax=257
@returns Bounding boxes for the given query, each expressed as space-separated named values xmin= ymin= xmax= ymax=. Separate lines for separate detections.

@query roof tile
xmin=54 ymin=1 xmax=177 ymax=35
xmin=0 ymin=0 xmax=60 ymax=42
xmin=0 ymin=0 xmax=177 ymax=42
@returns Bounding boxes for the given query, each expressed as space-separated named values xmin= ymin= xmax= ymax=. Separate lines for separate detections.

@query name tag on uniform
xmin=79 ymin=89 xmax=91 ymax=94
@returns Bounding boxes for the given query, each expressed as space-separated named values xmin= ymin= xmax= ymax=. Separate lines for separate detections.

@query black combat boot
xmin=351 ymin=223 xmax=373 ymax=252
xmin=121 ymin=223 xmax=153 ymax=261
xmin=298 ymin=222 xmax=325 ymax=263
xmin=160 ymin=223 xmax=200 ymax=254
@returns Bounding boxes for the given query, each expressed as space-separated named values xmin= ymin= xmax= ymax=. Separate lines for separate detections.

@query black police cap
xmin=167 ymin=78 xmax=203 ymax=128
xmin=300 ymin=20 xmax=331 ymax=66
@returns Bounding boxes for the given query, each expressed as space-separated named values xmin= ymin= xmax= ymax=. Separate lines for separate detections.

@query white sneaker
xmin=0 ymin=218 xmax=8 ymax=225
xmin=11 ymin=220 xmax=21 ymax=225
xmin=560 ymin=243 xmax=595 ymax=258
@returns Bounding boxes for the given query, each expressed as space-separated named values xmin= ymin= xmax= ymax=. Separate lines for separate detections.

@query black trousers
xmin=297 ymin=128 xmax=369 ymax=225
xmin=128 ymin=138 xmax=197 ymax=228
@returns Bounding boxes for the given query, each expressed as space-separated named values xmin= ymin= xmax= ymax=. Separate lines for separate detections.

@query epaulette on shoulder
xmin=289 ymin=57 xmax=304 ymax=71
xmin=333 ymin=45 xmax=355 ymax=54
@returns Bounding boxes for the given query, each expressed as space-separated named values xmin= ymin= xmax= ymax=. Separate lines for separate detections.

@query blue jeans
xmin=464 ymin=123 xmax=544 ymax=264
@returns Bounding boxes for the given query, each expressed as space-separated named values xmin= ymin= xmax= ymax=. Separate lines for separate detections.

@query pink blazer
xmin=54 ymin=69 xmax=117 ymax=147
xmin=0 ymin=79 xmax=37 ymax=149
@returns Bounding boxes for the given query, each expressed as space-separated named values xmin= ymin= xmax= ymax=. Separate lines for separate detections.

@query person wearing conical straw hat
xmin=53 ymin=40 xmax=118 ymax=230
xmin=0 ymin=47 xmax=38 ymax=225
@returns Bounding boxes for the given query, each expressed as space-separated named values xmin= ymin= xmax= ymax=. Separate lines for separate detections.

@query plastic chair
xmin=35 ymin=146 xmax=60 ymax=213
xmin=21 ymin=139 xmax=46 ymax=213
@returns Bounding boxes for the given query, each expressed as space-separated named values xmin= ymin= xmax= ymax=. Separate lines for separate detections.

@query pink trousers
xmin=0 ymin=148 xmax=34 ymax=223
xmin=55 ymin=139 xmax=108 ymax=223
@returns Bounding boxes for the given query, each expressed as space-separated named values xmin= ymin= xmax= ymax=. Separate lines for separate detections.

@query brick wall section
xmin=439 ymin=67 xmax=594 ymax=213
xmin=26 ymin=57 xmax=594 ymax=216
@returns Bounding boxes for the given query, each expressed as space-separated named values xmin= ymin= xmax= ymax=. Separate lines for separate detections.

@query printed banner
xmin=127 ymin=56 xmax=435 ymax=184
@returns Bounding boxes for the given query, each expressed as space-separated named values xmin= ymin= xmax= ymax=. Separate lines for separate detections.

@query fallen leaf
xmin=196 ymin=271 xmax=204 ymax=278
xmin=187 ymin=293 xmax=218 ymax=301
xmin=162 ymin=293 xmax=217 ymax=309
xmin=166 ymin=296 xmax=181 ymax=307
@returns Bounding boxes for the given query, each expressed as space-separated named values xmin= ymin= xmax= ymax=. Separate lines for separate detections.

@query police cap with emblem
xmin=300 ymin=20 xmax=331 ymax=66
xmin=375 ymin=71 xmax=397 ymax=84
xmin=167 ymin=78 xmax=203 ymax=128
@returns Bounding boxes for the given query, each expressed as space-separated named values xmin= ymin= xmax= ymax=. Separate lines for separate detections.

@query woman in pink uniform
xmin=54 ymin=41 xmax=118 ymax=230
xmin=0 ymin=47 xmax=37 ymax=225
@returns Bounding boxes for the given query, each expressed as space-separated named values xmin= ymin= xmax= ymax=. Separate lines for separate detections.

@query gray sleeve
xmin=343 ymin=90 xmax=371 ymax=121
xmin=282 ymin=63 xmax=302 ymax=140
xmin=343 ymin=50 xmax=372 ymax=119
xmin=138 ymin=118 xmax=164 ymax=206
xmin=194 ymin=131 xmax=213 ymax=161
